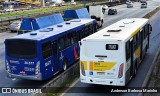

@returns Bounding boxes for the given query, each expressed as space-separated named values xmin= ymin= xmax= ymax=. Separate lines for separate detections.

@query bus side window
xmin=81 ymin=28 xmax=85 ymax=39
xmin=70 ymin=31 xmax=77 ymax=44
xmin=126 ymin=41 xmax=130 ymax=61
xmin=142 ymin=29 xmax=144 ymax=40
xmin=58 ymin=36 xmax=65 ymax=50
xmin=52 ymin=41 xmax=57 ymax=54
xmin=133 ymin=35 xmax=137 ymax=50
xmin=42 ymin=41 xmax=52 ymax=59
xmin=143 ymin=27 xmax=146 ymax=39
xmin=85 ymin=25 xmax=89 ymax=37
xmin=89 ymin=24 xmax=93 ymax=34
xmin=136 ymin=33 xmax=139 ymax=46
xmin=145 ymin=24 xmax=149 ymax=36
xmin=67 ymin=33 xmax=72 ymax=46
xmin=64 ymin=35 xmax=69 ymax=48
xmin=77 ymin=30 xmax=81 ymax=41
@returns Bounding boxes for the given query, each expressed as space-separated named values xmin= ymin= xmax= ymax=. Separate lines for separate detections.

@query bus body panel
xmin=80 ymin=40 xmax=126 ymax=86
xmin=5 ymin=40 xmax=42 ymax=80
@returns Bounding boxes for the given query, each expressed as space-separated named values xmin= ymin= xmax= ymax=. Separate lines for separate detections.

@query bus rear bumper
xmin=80 ymin=77 xmax=125 ymax=86
xmin=7 ymin=72 xmax=42 ymax=81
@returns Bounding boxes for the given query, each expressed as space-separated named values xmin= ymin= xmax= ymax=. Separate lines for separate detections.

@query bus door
xmin=52 ymin=40 xmax=59 ymax=74
xmin=42 ymin=41 xmax=53 ymax=77
xmin=130 ymin=38 xmax=134 ymax=77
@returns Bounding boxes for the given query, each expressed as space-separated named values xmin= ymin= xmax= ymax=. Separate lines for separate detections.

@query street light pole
xmin=42 ymin=0 xmax=45 ymax=7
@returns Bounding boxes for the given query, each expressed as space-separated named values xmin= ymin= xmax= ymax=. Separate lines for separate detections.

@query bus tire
xmin=63 ymin=60 xmax=67 ymax=71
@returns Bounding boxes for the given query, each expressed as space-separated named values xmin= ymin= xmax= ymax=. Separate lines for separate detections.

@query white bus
xmin=79 ymin=18 xmax=152 ymax=86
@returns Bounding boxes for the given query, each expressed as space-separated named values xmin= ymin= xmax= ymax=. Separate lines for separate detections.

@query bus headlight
xmin=35 ymin=61 xmax=40 ymax=75
xmin=6 ymin=60 xmax=11 ymax=72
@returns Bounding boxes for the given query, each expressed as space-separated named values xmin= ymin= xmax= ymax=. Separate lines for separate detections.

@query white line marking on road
xmin=60 ymin=78 xmax=80 ymax=96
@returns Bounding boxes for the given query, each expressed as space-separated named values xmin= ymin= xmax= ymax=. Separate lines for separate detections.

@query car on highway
xmin=108 ymin=8 xmax=117 ymax=15
xmin=71 ymin=2 xmax=76 ymax=5
xmin=26 ymin=5 xmax=32 ymax=9
xmin=127 ymin=2 xmax=133 ymax=8
xmin=50 ymin=3 xmax=57 ymax=7
xmin=10 ymin=21 xmax=21 ymax=32
xmin=141 ymin=3 xmax=147 ymax=8
xmin=3 ymin=7 xmax=14 ymax=12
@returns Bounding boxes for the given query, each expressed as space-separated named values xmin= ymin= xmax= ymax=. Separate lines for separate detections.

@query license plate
xmin=97 ymin=72 xmax=105 ymax=76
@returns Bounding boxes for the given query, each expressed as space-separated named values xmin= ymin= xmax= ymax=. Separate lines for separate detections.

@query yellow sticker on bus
xmin=90 ymin=62 xmax=116 ymax=71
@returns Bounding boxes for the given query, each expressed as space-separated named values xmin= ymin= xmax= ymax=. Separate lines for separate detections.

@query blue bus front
xmin=5 ymin=39 xmax=42 ymax=80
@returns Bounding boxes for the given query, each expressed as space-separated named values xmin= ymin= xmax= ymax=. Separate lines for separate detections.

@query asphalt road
xmin=0 ymin=0 xmax=160 ymax=96
xmin=63 ymin=0 xmax=160 ymax=96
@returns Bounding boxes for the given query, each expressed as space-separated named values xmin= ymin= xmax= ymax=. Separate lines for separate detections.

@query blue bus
xmin=5 ymin=19 xmax=97 ymax=80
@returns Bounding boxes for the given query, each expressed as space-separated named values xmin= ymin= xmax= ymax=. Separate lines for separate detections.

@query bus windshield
xmin=6 ymin=40 xmax=37 ymax=59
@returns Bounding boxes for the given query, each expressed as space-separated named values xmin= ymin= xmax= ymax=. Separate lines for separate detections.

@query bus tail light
xmin=6 ymin=60 xmax=11 ymax=72
xmin=35 ymin=61 xmax=40 ymax=75
xmin=118 ymin=63 xmax=124 ymax=78
xmin=81 ymin=63 xmax=86 ymax=76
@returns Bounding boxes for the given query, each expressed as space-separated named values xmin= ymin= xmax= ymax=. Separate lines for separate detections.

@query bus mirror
xmin=149 ymin=24 xmax=152 ymax=32
xmin=79 ymin=41 xmax=82 ymax=46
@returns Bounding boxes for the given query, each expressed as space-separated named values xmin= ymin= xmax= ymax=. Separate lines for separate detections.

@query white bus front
xmin=80 ymin=39 xmax=126 ymax=86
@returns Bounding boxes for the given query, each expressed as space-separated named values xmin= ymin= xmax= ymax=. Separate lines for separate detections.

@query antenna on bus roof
xmin=39 ymin=28 xmax=54 ymax=32
xmin=57 ymin=24 xmax=63 ymax=27
xmin=65 ymin=21 xmax=71 ymax=24
xmin=30 ymin=32 xmax=37 ymax=35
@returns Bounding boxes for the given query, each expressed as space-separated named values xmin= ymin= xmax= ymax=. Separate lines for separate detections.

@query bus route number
xmin=106 ymin=44 xmax=118 ymax=50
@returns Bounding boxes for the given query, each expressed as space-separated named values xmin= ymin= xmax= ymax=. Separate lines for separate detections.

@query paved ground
xmin=0 ymin=0 xmax=160 ymax=96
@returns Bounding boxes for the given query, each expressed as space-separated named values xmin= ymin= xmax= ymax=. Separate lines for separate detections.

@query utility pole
xmin=42 ymin=0 xmax=45 ymax=7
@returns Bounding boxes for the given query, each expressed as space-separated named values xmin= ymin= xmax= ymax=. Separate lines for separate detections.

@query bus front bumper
xmin=7 ymin=72 xmax=42 ymax=81
xmin=80 ymin=77 xmax=125 ymax=86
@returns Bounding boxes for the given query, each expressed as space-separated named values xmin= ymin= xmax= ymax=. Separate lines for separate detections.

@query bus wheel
xmin=63 ymin=60 xmax=67 ymax=71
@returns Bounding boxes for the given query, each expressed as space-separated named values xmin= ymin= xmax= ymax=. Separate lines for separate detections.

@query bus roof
xmin=84 ymin=18 xmax=148 ymax=41
xmin=8 ymin=19 xmax=95 ymax=41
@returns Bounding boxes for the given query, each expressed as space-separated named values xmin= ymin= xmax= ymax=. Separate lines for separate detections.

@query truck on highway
xmin=88 ymin=6 xmax=104 ymax=28
xmin=51 ymin=0 xmax=62 ymax=6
